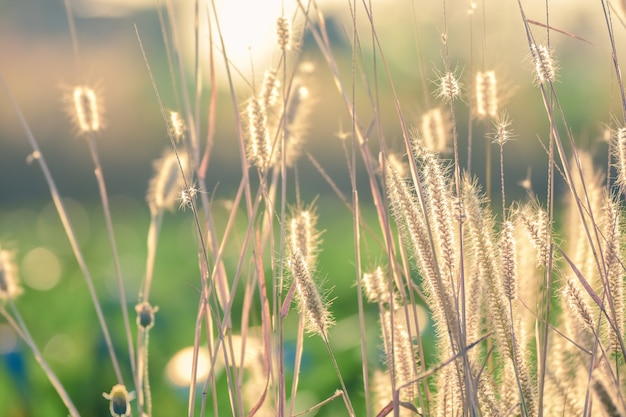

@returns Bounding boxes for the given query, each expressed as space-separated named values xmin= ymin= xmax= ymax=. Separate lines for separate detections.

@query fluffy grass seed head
xmin=147 ymin=150 xmax=190 ymax=214
xmin=259 ymin=68 xmax=280 ymax=108
xmin=168 ymin=111 xmax=186 ymax=143
xmin=362 ymin=266 xmax=395 ymax=305
xmin=178 ymin=182 xmax=200 ymax=211
xmin=289 ymin=249 xmax=333 ymax=335
xmin=284 ymin=61 xmax=316 ymax=167
xmin=289 ymin=206 xmax=321 ymax=269
xmin=276 ymin=16 xmax=292 ymax=51
xmin=419 ymin=107 xmax=451 ymax=153
xmin=530 ymin=43 xmax=557 ymax=84
xmin=246 ymin=96 xmax=273 ymax=170
xmin=0 ymin=246 xmax=21 ymax=302
xmin=612 ymin=127 xmax=626 ymax=192
xmin=380 ymin=310 xmax=418 ymax=401
xmin=68 ymin=85 xmax=104 ymax=135
xmin=475 ymin=70 xmax=498 ymax=119
xmin=102 ymin=384 xmax=135 ymax=417
xmin=501 ymin=220 xmax=517 ymax=301
xmin=386 ymin=153 xmax=408 ymax=178
xmin=435 ymin=68 xmax=462 ymax=102
xmin=563 ymin=278 xmax=595 ymax=333
xmin=491 ymin=113 xmax=515 ymax=146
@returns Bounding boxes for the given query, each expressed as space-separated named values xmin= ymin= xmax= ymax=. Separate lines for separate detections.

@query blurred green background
xmin=1 ymin=0 xmax=624 ymax=415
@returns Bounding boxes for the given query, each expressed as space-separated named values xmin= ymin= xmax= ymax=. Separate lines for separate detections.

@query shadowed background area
xmin=0 ymin=0 xmax=624 ymax=416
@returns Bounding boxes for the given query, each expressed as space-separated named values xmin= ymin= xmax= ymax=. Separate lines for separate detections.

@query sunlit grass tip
xmin=147 ymin=149 xmax=190 ymax=214
xmin=530 ymin=43 xmax=557 ymax=85
xmin=66 ymin=85 xmax=104 ymax=135
xmin=276 ymin=16 xmax=292 ymax=51
xmin=245 ymin=96 xmax=273 ymax=171
xmin=475 ymin=70 xmax=498 ymax=119
xmin=362 ymin=266 xmax=394 ymax=305
xmin=419 ymin=107 xmax=451 ymax=154
xmin=289 ymin=248 xmax=333 ymax=336
xmin=289 ymin=204 xmax=322 ymax=269
xmin=435 ymin=69 xmax=462 ymax=102
xmin=0 ymin=244 xmax=21 ymax=302
xmin=612 ymin=127 xmax=626 ymax=192
xmin=167 ymin=110 xmax=186 ymax=143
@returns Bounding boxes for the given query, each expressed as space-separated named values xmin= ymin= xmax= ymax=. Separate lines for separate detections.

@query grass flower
xmin=276 ymin=16 xmax=292 ymax=51
xmin=419 ymin=107 xmax=450 ymax=153
xmin=0 ymin=246 xmax=21 ymax=302
xmin=289 ymin=249 xmax=333 ymax=335
xmin=147 ymin=150 xmax=190 ymax=213
xmin=530 ymin=43 xmax=557 ymax=84
xmin=437 ymin=70 xmax=462 ymax=102
xmin=246 ymin=97 xmax=273 ymax=170
xmin=70 ymin=85 xmax=103 ymax=134
xmin=475 ymin=70 xmax=498 ymax=119
xmin=168 ymin=111 xmax=186 ymax=143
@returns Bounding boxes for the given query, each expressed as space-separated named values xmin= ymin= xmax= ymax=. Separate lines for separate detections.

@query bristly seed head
xmin=168 ymin=111 xmax=186 ymax=143
xmin=276 ymin=16 xmax=292 ymax=51
xmin=246 ymin=97 xmax=273 ymax=171
xmin=362 ymin=266 xmax=394 ymax=304
xmin=179 ymin=182 xmax=199 ymax=211
xmin=491 ymin=113 xmax=514 ymax=146
xmin=613 ymin=127 xmax=626 ymax=192
xmin=530 ymin=44 xmax=556 ymax=84
xmin=419 ymin=107 xmax=450 ymax=153
xmin=102 ymin=384 xmax=135 ymax=417
xmin=259 ymin=68 xmax=280 ymax=108
xmin=289 ymin=249 xmax=333 ymax=335
xmin=289 ymin=208 xmax=321 ymax=269
xmin=437 ymin=71 xmax=461 ymax=102
xmin=0 ymin=246 xmax=21 ymax=302
xmin=71 ymin=85 xmax=102 ymax=134
xmin=147 ymin=150 xmax=190 ymax=214
xmin=475 ymin=70 xmax=498 ymax=119
xmin=501 ymin=221 xmax=517 ymax=301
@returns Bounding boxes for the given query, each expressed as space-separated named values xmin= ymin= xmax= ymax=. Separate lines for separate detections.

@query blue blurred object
xmin=2 ymin=347 xmax=31 ymax=415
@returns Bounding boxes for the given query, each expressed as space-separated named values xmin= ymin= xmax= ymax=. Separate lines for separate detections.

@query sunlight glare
xmin=166 ymin=346 xmax=210 ymax=387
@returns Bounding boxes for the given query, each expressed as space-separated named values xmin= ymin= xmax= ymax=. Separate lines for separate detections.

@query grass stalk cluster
xmin=2 ymin=1 xmax=626 ymax=416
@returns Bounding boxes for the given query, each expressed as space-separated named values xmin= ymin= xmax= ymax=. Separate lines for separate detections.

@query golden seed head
xmin=72 ymin=85 xmax=102 ymax=134
xmin=614 ymin=127 xmax=626 ymax=191
xmin=437 ymin=71 xmax=461 ymax=102
xmin=475 ymin=70 xmax=498 ymax=119
xmin=531 ymin=44 xmax=556 ymax=84
xmin=276 ymin=16 xmax=292 ymax=50
xmin=0 ymin=247 xmax=21 ymax=302
xmin=246 ymin=97 xmax=273 ymax=170
xmin=289 ymin=211 xmax=314 ymax=260
xmin=362 ymin=266 xmax=393 ymax=304
xmin=284 ymin=65 xmax=315 ymax=167
xmin=259 ymin=68 xmax=280 ymax=108
xmin=491 ymin=114 xmax=514 ymax=146
xmin=386 ymin=153 xmax=408 ymax=178
xmin=290 ymin=249 xmax=333 ymax=335
xmin=147 ymin=150 xmax=190 ymax=213
xmin=419 ymin=107 xmax=450 ymax=153
xmin=501 ymin=220 xmax=517 ymax=301
xmin=168 ymin=111 xmax=186 ymax=143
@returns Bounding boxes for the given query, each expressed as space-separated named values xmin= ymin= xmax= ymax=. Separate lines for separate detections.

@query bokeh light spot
xmin=166 ymin=346 xmax=210 ymax=387
xmin=21 ymin=247 xmax=62 ymax=291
